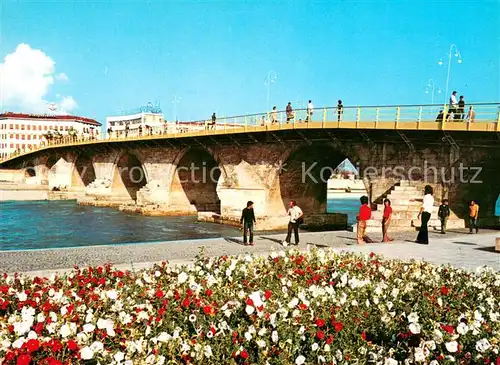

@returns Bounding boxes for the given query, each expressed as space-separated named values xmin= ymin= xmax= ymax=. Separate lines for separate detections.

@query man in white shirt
xmin=306 ymin=100 xmax=314 ymax=123
xmin=447 ymin=91 xmax=458 ymax=121
xmin=282 ymin=200 xmax=303 ymax=246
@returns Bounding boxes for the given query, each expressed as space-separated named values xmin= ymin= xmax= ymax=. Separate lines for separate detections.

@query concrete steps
xmin=360 ymin=180 xmax=465 ymax=233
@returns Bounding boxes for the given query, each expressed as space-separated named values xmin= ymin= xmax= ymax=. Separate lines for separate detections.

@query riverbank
xmin=2 ymin=229 xmax=498 ymax=275
xmin=0 ymin=183 xmax=49 ymax=201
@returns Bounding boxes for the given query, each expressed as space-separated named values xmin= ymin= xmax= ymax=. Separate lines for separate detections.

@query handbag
xmin=296 ymin=217 xmax=304 ymax=225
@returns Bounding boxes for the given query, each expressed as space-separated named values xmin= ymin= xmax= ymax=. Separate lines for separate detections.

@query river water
xmin=0 ymin=198 xmax=359 ymax=251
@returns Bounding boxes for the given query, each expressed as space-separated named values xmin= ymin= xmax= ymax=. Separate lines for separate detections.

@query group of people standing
xmin=264 ymin=100 xmax=344 ymax=125
xmin=436 ymin=91 xmax=475 ymax=122
xmin=356 ymin=185 xmax=481 ymax=246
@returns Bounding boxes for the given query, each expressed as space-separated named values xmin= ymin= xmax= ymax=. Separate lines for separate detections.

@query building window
xmin=9 ymin=124 xmax=13 ymax=129
xmin=27 ymin=125 xmax=31 ymax=130
xmin=15 ymin=124 xmax=19 ymax=129
xmin=65 ymin=126 xmax=69 ymax=131
xmin=21 ymin=124 xmax=25 ymax=130
xmin=16 ymin=134 xmax=19 ymax=139
xmin=10 ymin=144 xmax=13 ymax=148
xmin=38 ymin=126 xmax=41 ymax=131
xmin=16 ymin=144 xmax=19 ymax=149
xmin=27 ymin=135 xmax=31 ymax=140
xmin=21 ymin=135 xmax=25 ymax=140
xmin=44 ymin=126 xmax=47 ymax=131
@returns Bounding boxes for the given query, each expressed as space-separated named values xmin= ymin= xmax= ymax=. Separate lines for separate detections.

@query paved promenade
xmin=1 ymin=228 xmax=498 ymax=276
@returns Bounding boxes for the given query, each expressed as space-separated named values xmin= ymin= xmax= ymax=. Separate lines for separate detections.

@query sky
xmin=1 ymin=0 xmax=499 ymax=126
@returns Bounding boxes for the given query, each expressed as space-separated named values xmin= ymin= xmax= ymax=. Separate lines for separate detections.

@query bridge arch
xmin=71 ymin=153 xmax=97 ymax=189
xmin=111 ymin=151 xmax=148 ymax=201
xmin=23 ymin=161 xmax=36 ymax=178
xmin=273 ymin=143 xmax=359 ymax=214
xmin=170 ymin=147 xmax=223 ymax=213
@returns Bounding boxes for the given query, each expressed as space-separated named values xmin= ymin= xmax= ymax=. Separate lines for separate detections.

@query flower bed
xmin=0 ymin=249 xmax=499 ymax=365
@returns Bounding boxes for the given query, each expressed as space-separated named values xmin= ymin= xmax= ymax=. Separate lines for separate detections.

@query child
xmin=357 ymin=196 xmax=374 ymax=244
xmin=438 ymin=199 xmax=450 ymax=234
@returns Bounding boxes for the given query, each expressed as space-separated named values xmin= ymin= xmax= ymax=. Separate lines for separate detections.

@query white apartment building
xmin=0 ymin=112 xmax=102 ymax=158
xmin=106 ymin=112 xmax=166 ymax=137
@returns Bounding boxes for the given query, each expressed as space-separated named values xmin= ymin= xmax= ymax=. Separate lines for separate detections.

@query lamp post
xmin=438 ymin=44 xmax=462 ymax=103
xmin=172 ymin=94 xmax=181 ymax=121
xmin=425 ymin=79 xmax=442 ymax=105
xmin=264 ymin=70 xmax=277 ymax=111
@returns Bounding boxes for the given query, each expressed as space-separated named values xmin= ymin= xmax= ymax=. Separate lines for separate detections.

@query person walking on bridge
xmin=271 ymin=106 xmax=278 ymax=124
xmin=211 ymin=113 xmax=217 ymax=130
xmin=282 ymin=200 xmax=303 ymax=246
xmin=306 ymin=100 xmax=314 ymax=122
xmin=240 ymin=201 xmax=256 ymax=246
xmin=286 ymin=102 xmax=293 ymax=123
xmin=337 ymin=100 xmax=344 ymax=122
xmin=447 ymin=91 xmax=458 ymax=121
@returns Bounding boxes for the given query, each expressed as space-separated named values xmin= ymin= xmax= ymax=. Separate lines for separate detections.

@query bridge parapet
xmin=1 ymin=102 xmax=499 ymax=165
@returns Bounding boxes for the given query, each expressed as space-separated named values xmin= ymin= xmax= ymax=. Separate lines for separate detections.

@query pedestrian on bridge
xmin=306 ymin=100 xmax=314 ymax=122
xmin=466 ymin=106 xmax=476 ymax=122
xmin=286 ymin=102 xmax=293 ymax=123
xmin=456 ymin=95 xmax=465 ymax=121
xmin=337 ymin=100 xmax=344 ymax=122
xmin=240 ymin=201 xmax=256 ymax=246
xmin=447 ymin=91 xmax=458 ymax=121
xmin=211 ymin=113 xmax=217 ymax=130
xmin=271 ymin=106 xmax=278 ymax=124
xmin=416 ymin=185 xmax=434 ymax=245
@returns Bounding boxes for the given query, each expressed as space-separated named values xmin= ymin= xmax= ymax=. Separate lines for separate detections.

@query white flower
xmin=312 ymin=342 xmax=319 ymax=351
xmin=59 ymin=324 xmax=71 ymax=338
xmin=433 ymin=329 xmax=443 ymax=343
xmin=249 ymin=291 xmax=264 ymax=307
xmin=204 ymin=345 xmax=213 ymax=358
xmin=90 ymin=341 xmax=104 ymax=352
xmin=445 ymin=341 xmax=458 ymax=353
xmin=408 ymin=312 xmax=419 ymax=323
xmin=178 ymin=272 xmax=188 ymax=284
xmin=106 ymin=290 xmax=118 ymax=300
xmin=244 ymin=332 xmax=252 ymax=341
xmin=475 ymin=338 xmax=491 ymax=353
xmin=271 ymin=331 xmax=279 ymax=343
xmin=414 ymin=347 xmax=426 ymax=362
xmin=12 ymin=338 xmax=25 ymax=349
xmin=188 ymin=314 xmax=197 ymax=322
xmin=288 ymin=298 xmax=299 ymax=308
xmin=324 ymin=344 xmax=331 ymax=352
xmin=409 ymin=323 xmax=421 ymax=334
xmin=80 ymin=346 xmax=94 ymax=360
xmin=257 ymin=340 xmax=266 ymax=348
xmin=114 ymin=351 xmax=125 ymax=362
xmin=295 ymin=355 xmax=306 ymax=365
xmin=456 ymin=322 xmax=469 ymax=335
xmin=157 ymin=332 xmax=171 ymax=343
xmin=245 ymin=305 xmax=255 ymax=315
xmin=385 ymin=359 xmax=398 ymax=365
xmin=83 ymin=323 xmax=95 ymax=333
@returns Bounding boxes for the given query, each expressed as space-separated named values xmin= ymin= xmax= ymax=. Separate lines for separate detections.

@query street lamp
xmin=438 ymin=44 xmax=462 ymax=103
xmin=264 ymin=70 xmax=277 ymax=111
xmin=172 ymin=94 xmax=181 ymax=121
xmin=425 ymin=79 xmax=442 ymax=105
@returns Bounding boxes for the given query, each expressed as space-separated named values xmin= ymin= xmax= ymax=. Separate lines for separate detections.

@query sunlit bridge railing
xmin=1 ymin=102 xmax=499 ymax=164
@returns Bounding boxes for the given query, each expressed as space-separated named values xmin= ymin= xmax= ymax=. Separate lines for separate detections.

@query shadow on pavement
xmin=260 ymin=237 xmax=283 ymax=244
xmin=452 ymin=241 xmax=478 ymax=246
xmin=473 ymin=246 xmax=499 ymax=253
xmin=224 ymin=237 xmax=245 ymax=246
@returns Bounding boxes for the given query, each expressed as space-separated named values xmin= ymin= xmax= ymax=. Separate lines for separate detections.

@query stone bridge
xmin=1 ymin=104 xmax=499 ymax=229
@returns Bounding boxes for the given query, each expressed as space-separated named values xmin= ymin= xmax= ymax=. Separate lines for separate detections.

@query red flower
xmin=205 ymin=289 xmax=213 ymax=297
xmin=440 ymin=286 xmax=450 ymax=296
xmin=67 ymin=340 xmax=78 ymax=351
xmin=326 ymin=335 xmax=334 ymax=344
xmin=246 ymin=298 xmax=254 ymax=306
xmin=155 ymin=290 xmax=164 ymax=298
xmin=17 ymin=354 xmax=31 ymax=365
xmin=203 ymin=305 xmax=216 ymax=316
xmin=24 ymin=339 xmax=40 ymax=353
xmin=332 ymin=321 xmax=344 ymax=332
xmin=361 ymin=331 xmax=367 ymax=341
xmin=298 ymin=303 xmax=308 ymax=310
xmin=440 ymin=324 xmax=454 ymax=334
xmin=315 ymin=318 xmax=325 ymax=327
xmin=316 ymin=330 xmax=325 ymax=340
xmin=181 ymin=298 xmax=191 ymax=308
xmin=264 ymin=290 xmax=272 ymax=300
xmin=240 ymin=350 xmax=249 ymax=359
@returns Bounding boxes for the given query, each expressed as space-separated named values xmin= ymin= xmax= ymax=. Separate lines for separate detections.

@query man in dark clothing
xmin=211 ymin=113 xmax=216 ymax=130
xmin=240 ymin=201 xmax=256 ymax=245
xmin=435 ymin=110 xmax=444 ymax=122
xmin=286 ymin=102 xmax=293 ymax=123
xmin=456 ymin=96 xmax=465 ymax=120
xmin=337 ymin=100 xmax=344 ymax=122
xmin=438 ymin=199 xmax=451 ymax=234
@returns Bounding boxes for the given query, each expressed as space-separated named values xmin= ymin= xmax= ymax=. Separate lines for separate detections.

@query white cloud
xmin=55 ymin=72 xmax=69 ymax=82
xmin=0 ymin=43 xmax=77 ymax=114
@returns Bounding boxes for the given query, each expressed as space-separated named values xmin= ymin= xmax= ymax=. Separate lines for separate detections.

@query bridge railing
xmin=1 ymin=103 xmax=499 ymax=164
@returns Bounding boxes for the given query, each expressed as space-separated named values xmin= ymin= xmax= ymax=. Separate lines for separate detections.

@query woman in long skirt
xmin=382 ymin=199 xmax=393 ymax=242
xmin=416 ymin=185 xmax=434 ymax=245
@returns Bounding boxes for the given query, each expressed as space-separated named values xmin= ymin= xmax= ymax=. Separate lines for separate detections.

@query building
xmin=106 ymin=111 xmax=166 ymax=138
xmin=0 ymin=112 xmax=102 ymax=158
